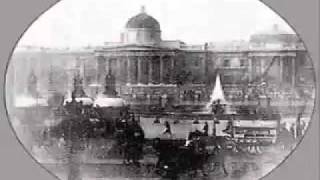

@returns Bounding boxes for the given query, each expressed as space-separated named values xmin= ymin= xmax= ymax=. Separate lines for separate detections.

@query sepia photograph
xmin=5 ymin=0 xmax=316 ymax=179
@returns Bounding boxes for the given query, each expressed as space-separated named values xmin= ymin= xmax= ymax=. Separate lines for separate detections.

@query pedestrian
xmin=290 ymin=123 xmax=296 ymax=140
xmin=116 ymin=119 xmax=127 ymax=156
xmin=296 ymin=113 xmax=303 ymax=139
xmin=123 ymin=120 xmax=135 ymax=164
xmin=212 ymin=144 xmax=228 ymax=176
xmin=189 ymin=137 xmax=208 ymax=177
xmin=203 ymin=122 xmax=209 ymax=136
xmin=162 ymin=121 xmax=172 ymax=135
xmin=131 ymin=120 xmax=145 ymax=166
xmin=153 ymin=115 xmax=160 ymax=124
xmin=211 ymin=101 xmax=217 ymax=114
xmin=301 ymin=121 xmax=306 ymax=135
xmin=58 ymin=137 xmax=66 ymax=149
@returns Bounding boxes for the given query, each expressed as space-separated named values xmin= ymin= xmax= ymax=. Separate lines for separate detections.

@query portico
xmin=96 ymin=48 xmax=177 ymax=86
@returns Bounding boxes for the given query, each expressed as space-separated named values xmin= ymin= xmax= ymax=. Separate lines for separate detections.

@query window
xmin=240 ymin=59 xmax=246 ymax=67
xmin=194 ymin=60 xmax=199 ymax=66
xmin=223 ymin=59 xmax=230 ymax=67
xmin=223 ymin=74 xmax=233 ymax=83
xmin=181 ymin=60 xmax=186 ymax=67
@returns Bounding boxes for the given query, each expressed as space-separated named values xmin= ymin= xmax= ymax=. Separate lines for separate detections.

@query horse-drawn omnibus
xmin=230 ymin=119 xmax=279 ymax=146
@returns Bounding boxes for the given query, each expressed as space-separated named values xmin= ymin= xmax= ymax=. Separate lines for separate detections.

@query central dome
xmin=122 ymin=6 xmax=162 ymax=44
xmin=125 ymin=7 xmax=160 ymax=31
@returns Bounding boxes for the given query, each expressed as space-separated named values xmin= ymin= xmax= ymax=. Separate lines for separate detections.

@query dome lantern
xmin=140 ymin=5 xmax=146 ymax=13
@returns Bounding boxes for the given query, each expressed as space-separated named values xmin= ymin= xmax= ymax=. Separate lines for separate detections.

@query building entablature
xmin=212 ymin=48 xmax=306 ymax=57
xmin=219 ymin=66 xmax=247 ymax=70
xmin=248 ymin=51 xmax=297 ymax=57
xmin=95 ymin=50 xmax=178 ymax=57
xmin=94 ymin=44 xmax=180 ymax=57
xmin=98 ymin=44 xmax=177 ymax=51
xmin=214 ymin=51 xmax=249 ymax=57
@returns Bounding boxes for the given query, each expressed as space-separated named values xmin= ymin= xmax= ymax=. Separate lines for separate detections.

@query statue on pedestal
xmin=72 ymin=73 xmax=88 ymax=98
xmin=103 ymin=73 xmax=118 ymax=97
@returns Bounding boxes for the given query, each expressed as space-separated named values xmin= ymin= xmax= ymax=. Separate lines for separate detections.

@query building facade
xmin=92 ymin=7 xmax=314 ymax=105
xmin=9 ymin=7 xmax=315 ymax=109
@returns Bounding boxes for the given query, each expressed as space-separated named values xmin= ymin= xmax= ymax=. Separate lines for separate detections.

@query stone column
xmin=251 ymin=56 xmax=257 ymax=81
xmin=248 ymin=57 xmax=253 ymax=82
xmin=126 ymin=56 xmax=132 ymax=84
xmin=170 ymin=58 xmax=175 ymax=84
xmin=133 ymin=57 xmax=138 ymax=84
xmin=121 ymin=57 xmax=127 ymax=84
xmin=116 ymin=58 xmax=121 ymax=82
xmin=148 ymin=58 xmax=153 ymax=84
xmin=137 ymin=56 xmax=143 ymax=84
xmin=201 ymin=57 xmax=206 ymax=83
xmin=160 ymin=55 xmax=164 ymax=84
xmin=279 ymin=57 xmax=283 ymax=84
xmin=152 ymin=56 xmax=161 ymax=84
xmin=292 ymin=56 xmax=296 ymax=87
xmin=97 ymin=56 xmax=106 ymax=84
xmin=107 ymin=58 xmax=111 ymax=75
xmin=260 ymin=57 xmax=264 ymax=77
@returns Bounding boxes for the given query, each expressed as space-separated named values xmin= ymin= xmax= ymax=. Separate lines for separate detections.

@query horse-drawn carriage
xmin=150 ymin=132 xmax=229 ymax=178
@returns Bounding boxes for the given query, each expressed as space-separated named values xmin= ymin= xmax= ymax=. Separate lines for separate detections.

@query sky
xmin=17 ymin=0 xmax=295 ymax=48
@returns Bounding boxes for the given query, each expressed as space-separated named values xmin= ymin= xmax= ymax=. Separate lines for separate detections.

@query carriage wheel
xmin=203 ymin=161 xmax=217 ymax=174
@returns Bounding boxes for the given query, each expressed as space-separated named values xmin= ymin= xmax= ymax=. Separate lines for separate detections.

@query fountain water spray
xmin=204 ymin=73 xmax=228 ymax=113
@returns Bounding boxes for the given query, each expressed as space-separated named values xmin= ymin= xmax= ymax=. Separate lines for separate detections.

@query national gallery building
xmin=9 ymin=7 xmax=315 ymax=108
xmin=92 ymin=7 xmax=314 ymax=104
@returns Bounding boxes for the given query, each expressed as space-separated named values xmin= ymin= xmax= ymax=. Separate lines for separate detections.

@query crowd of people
xmin=181 ymin=90 xmax=203 ymax=102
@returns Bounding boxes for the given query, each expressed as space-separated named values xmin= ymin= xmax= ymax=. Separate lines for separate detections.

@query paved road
xmin=25 ymin=116 xmax=302 ymax=180
xmin=40 ymin=144 xmax=291 ymax=180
